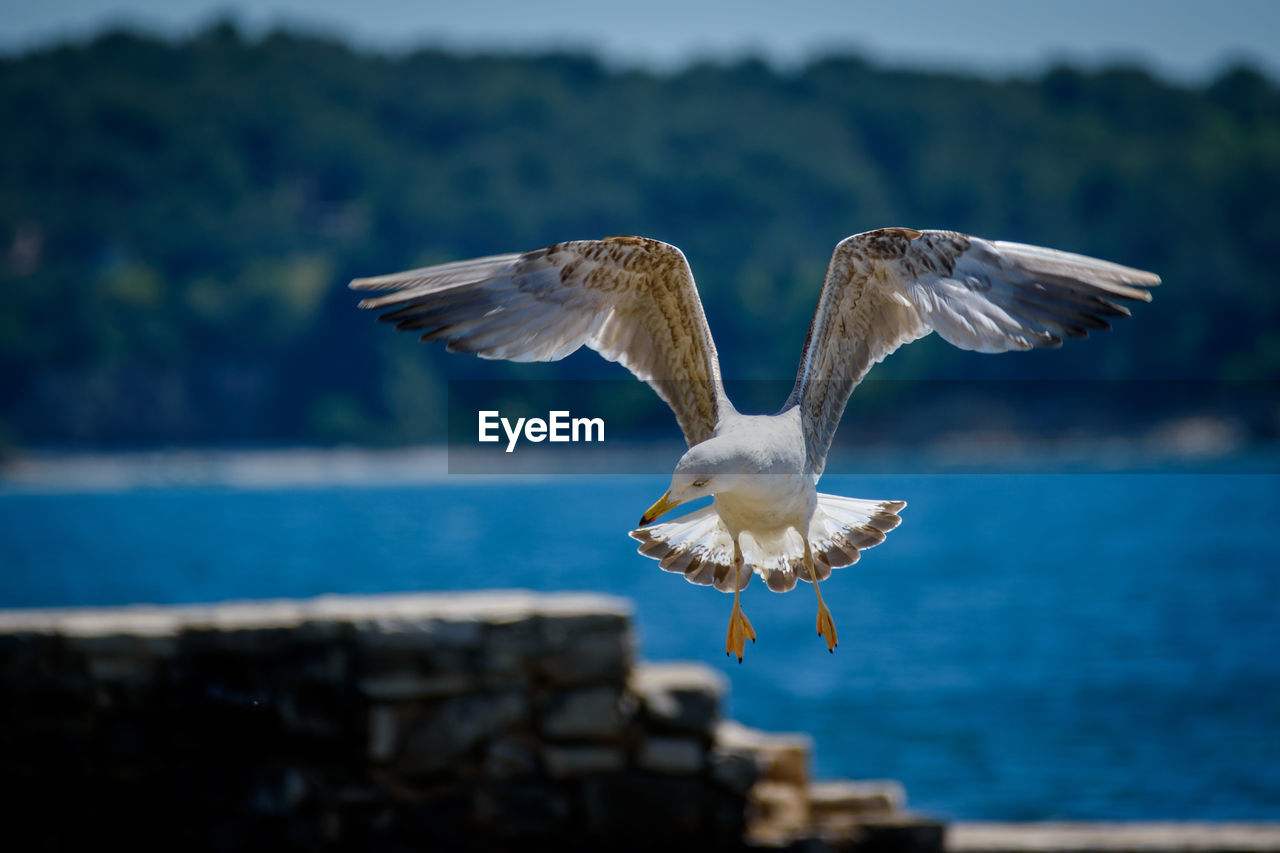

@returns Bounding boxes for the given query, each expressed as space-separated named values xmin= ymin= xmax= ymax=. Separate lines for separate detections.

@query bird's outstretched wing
xmin=351 ymin=236 xmax=727 ymax=446
xmin=787 ymin=228 xmax=1160 ymax=476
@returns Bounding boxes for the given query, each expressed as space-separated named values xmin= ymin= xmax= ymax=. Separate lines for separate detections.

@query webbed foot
xmin=726 ymin=600 xmax=756 ymax=663
xmin=816 ymin=600 xmax=837 ymax=653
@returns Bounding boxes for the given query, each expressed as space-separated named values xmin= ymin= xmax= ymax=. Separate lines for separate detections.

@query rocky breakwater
xmin=0 ymin=591 xmax=941 ymax=851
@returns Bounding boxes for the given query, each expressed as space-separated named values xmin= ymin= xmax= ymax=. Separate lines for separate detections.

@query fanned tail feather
xmin=807 ymin=493 xmax=905 ymax=574
xmin=739 ymin=527 xmax=811 ymax=592
xmin=629 ymin=506 xmax=746 ymax=592
xmin=630 ymin=494 xmax=905 ymax=593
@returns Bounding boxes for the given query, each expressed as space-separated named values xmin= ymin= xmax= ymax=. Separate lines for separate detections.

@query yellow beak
xmin=639 ymin=490 xmax=681 ymax=526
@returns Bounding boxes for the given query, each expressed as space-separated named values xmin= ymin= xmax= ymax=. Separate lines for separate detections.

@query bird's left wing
xmin=788 ymin=228 xmax=1160 ymax=476
xmin=351 ymin=236 xmax=727 ymax=447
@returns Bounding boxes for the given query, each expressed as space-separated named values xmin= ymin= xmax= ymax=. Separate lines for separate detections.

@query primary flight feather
xmin=351 ymin=228 xmax=1158 ymax=660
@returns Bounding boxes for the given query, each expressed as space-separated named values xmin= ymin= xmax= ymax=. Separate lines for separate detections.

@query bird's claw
xmin=726 ymin=604 xmax=756 ymax=663
xmin=816 ymin=603 xmax=837 ymax=653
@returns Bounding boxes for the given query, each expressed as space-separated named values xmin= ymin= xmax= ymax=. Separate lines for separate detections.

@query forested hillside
xmin=2 ymin=24 xmax=1277 ymax=447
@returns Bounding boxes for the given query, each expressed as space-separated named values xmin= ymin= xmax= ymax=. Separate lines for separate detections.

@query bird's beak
xmin=639 ymin=491 xmax=680 ymax=526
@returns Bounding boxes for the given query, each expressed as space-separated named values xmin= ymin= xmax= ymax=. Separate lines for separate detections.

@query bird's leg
xmin=725 ymin=543 xmax=755 ymax=662
xmin=804 ymin=539 xmax=837 ymax=652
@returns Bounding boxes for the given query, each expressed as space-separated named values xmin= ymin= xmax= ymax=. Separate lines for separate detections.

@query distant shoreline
xmin=2 ymin=421 xmax=1276 ymax=492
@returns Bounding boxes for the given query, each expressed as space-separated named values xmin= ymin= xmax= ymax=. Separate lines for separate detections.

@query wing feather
xmin=351 ymin=237 xmax=728 ymax=446
xmin=788 ymin=228 xmax=1159 ymax=476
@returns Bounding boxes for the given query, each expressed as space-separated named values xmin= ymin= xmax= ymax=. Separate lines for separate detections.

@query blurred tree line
xmin=2 ymin=23 xmax=1277 ymax=448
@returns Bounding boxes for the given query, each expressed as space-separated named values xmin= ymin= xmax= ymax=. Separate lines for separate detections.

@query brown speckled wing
xmin=788 ymin=228 xmax=1159 ymax=477
xmin=351 ymin=236 xmax=727 ymax=447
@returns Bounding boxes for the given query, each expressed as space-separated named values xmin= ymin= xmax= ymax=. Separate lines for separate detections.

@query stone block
xmin=482 ymin=614 xmax=543 ymax=675
xmin=333 ymin=590 xmax=562 ymax=655
xmin=540 ymin=685 xmax=633 ymax=740
xmin=582 ymin=773 xmax=705 ymax=835
xmin=713 ymin=719 xmax=811 ymax=788
xmin=709 ymin=744 xmax=760 ymax=795
xmin=397 ymin=690 xmax=528 ymax=774
xmin=353 ymin=646 xmax=477 ymax=689
xmin=837 ymin=815 xmax=947 ymax=853
xmin=538 ymin=626 xmax=632 ymax=686
xmin=809 ymin=779 xmax=905 ymax=823
xmin=484 ymin=735 xmax=540 ymax=778
xmin=541 ymin=744 xmax=626 ymax=778
xmin=630 ymin=661 xmax=726 ymax=734
xmin=278 ymin=645 xmax=349 ymax=687
xmin=176 ymin=600 xmax=343 ymax=654
xmin=747 ymin=780 xmax=810 ymax=847
xmin=636 ymin=735 xmax=706 ymax=775
xmin=85 ymin=652 xmax=161 ymax=683
xmin=947 ymin=823 xmax=1280 ymax=853
xmin=277 ymin=686 xmax=348 ymax=737
xmin=473 ymin=782 xmax=574 ymax=837
xmin=0 ymin=604 xmax=186 ymax=642
xmin=367 ymin=704 xmax=399 ymax=762
xmin=535 ymin=597 xmax=633 ymax=685
xmin=67 ymin=629 xmax=180 ymax=660
xmin=0 ymin=632 xmax=58 ymax=681
xmin=351 ymin=615 xmax=485 ymax=653
xmin=534 ymin=594 xmax=634 ymax=625
xmin=356 ymin=672 xmax=478 ymax=701
xmin=336 ymin=591 xmax=630 ymax=665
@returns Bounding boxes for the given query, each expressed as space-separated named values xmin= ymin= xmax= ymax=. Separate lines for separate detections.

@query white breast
xmin=710 ymin=409 xmax=815 ymax=537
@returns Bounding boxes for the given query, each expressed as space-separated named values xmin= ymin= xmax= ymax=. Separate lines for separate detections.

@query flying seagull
xmin=351 ymin=228 xmax=1158 ymax=660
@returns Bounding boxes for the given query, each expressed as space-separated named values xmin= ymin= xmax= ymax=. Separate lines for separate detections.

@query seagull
xmin=351 ymin=228 xmax=1158 ymax=660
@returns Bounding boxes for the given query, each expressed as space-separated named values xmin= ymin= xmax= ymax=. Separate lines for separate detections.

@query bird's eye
xmin=692 ymin=479 xmax=709 ymax=488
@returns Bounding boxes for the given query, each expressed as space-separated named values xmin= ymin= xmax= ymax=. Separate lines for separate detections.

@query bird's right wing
xmin=788 ymin=228 xmax=1160 ymax=476
xmin=351 ymin=236 xmax=728 ymax=447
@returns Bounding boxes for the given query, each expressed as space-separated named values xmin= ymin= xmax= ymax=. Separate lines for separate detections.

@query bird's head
xmin=638 ymin=439 xmax=744 ymax=526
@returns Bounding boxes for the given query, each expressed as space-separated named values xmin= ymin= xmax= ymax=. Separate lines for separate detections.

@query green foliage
xmin=1 ymin=26 xmax=1277 ymax=446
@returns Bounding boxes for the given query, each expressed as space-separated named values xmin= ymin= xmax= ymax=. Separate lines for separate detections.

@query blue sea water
xmin=1 ymin=463 xmax=1278 ymax=820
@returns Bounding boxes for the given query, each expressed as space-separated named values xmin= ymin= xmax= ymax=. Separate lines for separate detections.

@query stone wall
xmin=0 ymin=591 xmax=938 ymax=851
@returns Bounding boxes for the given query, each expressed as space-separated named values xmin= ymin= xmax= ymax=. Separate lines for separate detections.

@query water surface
xmin=2 ymin=460 xmax=1277 ymax=820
